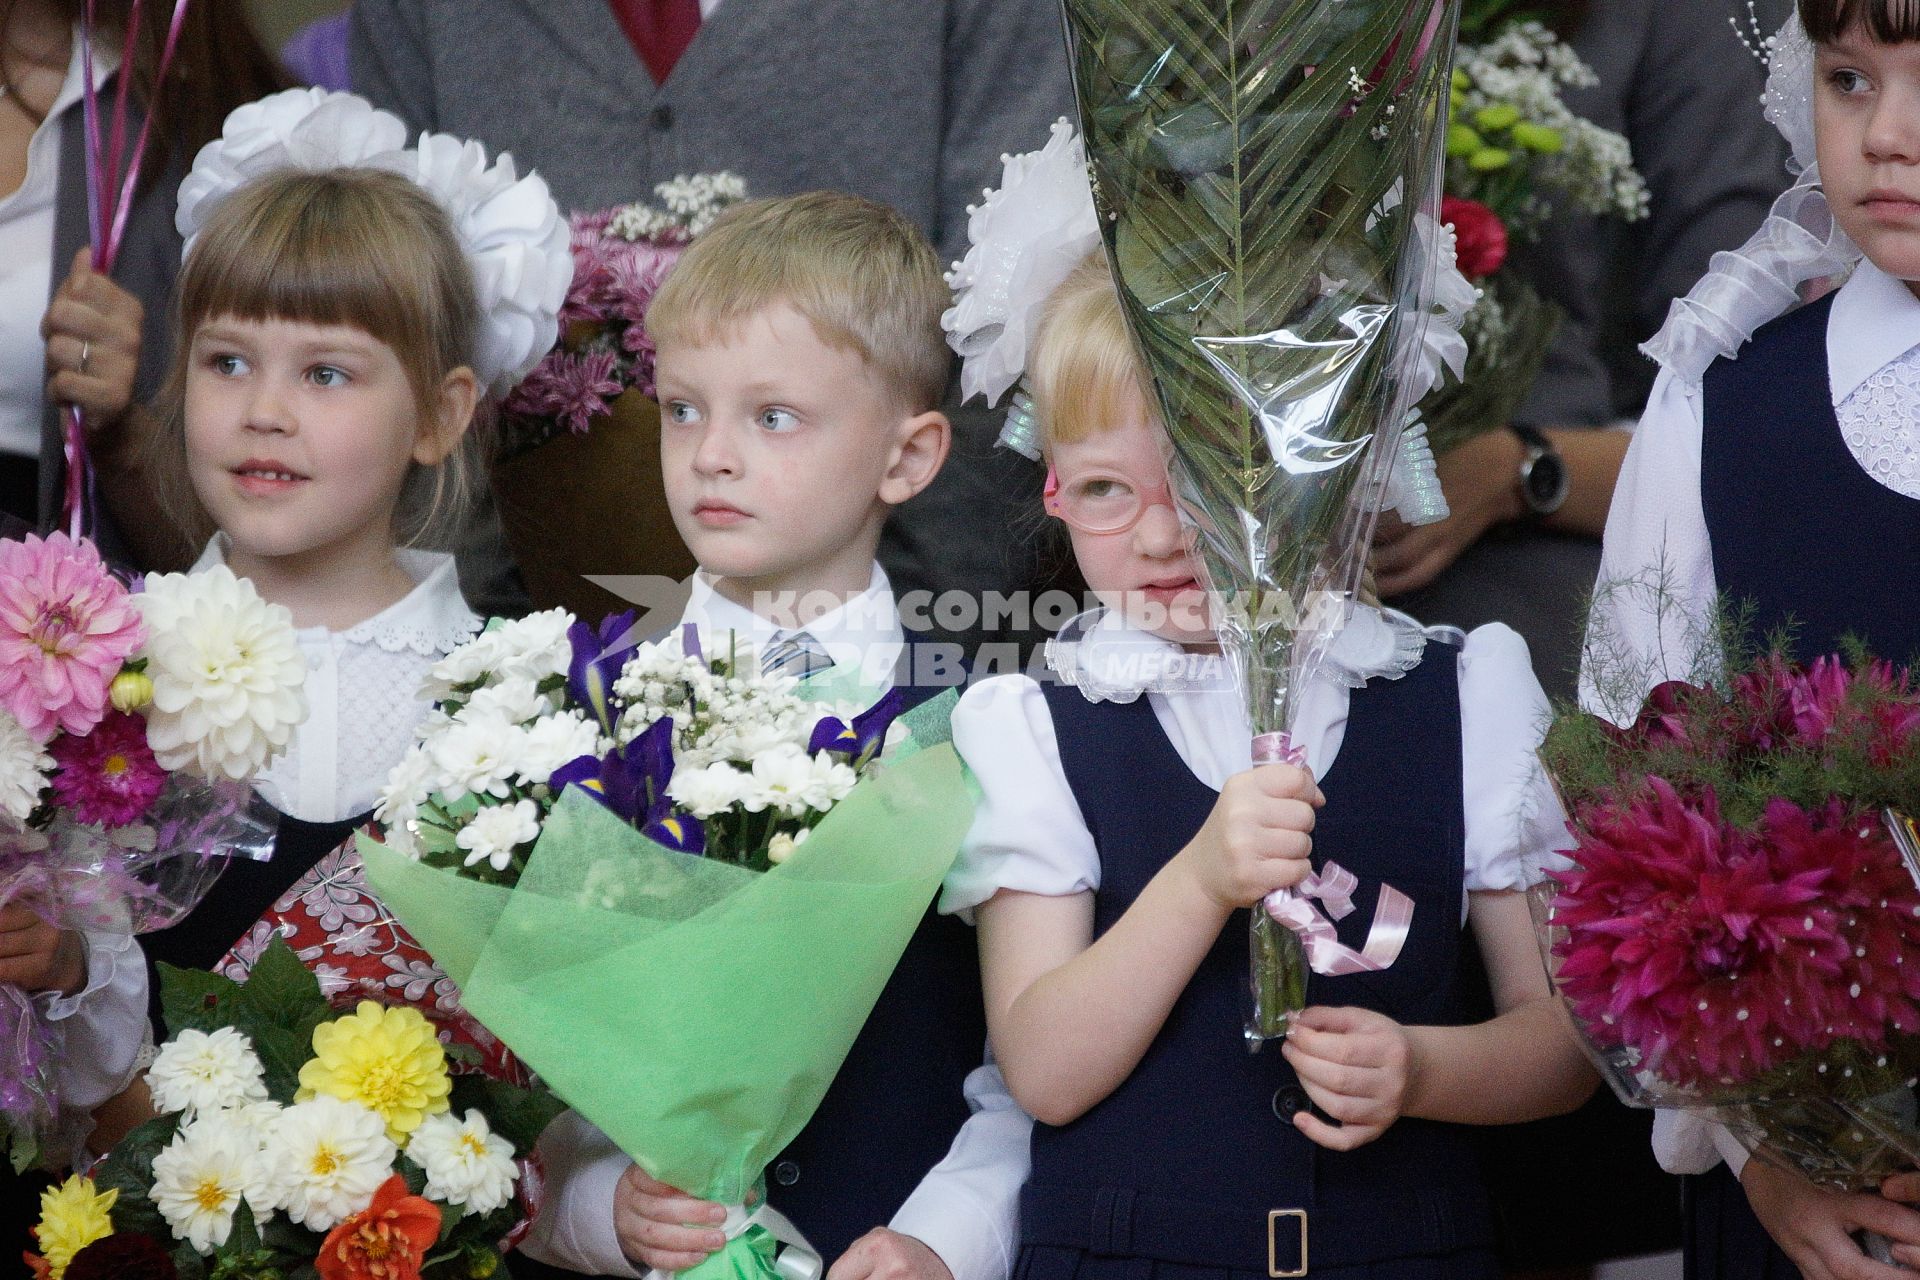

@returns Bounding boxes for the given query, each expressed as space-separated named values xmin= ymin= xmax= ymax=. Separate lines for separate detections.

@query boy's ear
xmin=414 ymin=366 xmax=481 ymax=467
xmin=877 ymin=409 xmax=951 ymax=507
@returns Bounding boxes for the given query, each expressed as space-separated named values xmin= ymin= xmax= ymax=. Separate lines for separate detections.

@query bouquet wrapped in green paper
xmin=1062 ymin=0 xmax=1463 ymax=1041
xmin=356 ymin=612 xmax=974 ymax=1280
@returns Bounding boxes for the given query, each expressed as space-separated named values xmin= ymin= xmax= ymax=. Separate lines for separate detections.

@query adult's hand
xmin=42 ymin=247 xmax=146 ymax=445
xmin=1372 ymin=429 xmax=1526 ymax=596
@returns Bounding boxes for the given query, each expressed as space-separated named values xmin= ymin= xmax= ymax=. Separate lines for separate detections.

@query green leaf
xmin=252 ymin=1024 xmax=316 ymax=1100
xmin=227 ymin=1202 xmax=262 ymax=1256
xmin=172 ymin=1243 xmax=209 ymax=1280
xmin=99 ymin=1115 xmax=182 ymax=1239
xmin=236 ymin=939 xmax=328 ymax=1029
xmin=158 ymin=962 xmax=245 ymax=1036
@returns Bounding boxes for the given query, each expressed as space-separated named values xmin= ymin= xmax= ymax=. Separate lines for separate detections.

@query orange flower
xmin=316 ymin=1174 xmax=441 ymax=1280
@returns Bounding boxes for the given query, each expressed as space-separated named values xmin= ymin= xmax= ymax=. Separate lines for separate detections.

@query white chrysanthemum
xmin=136 ymin=566 xmax=308 ymax=779
xmin=489 ymin=608 xmax=575 ymax=684
xmin=255 ymin=1096 xmax=396 ymax=1231
xmin=374 ymin=743 xmax=438 ymax=855
xmin=423 ymin=630 xmax=510 ymax=701
xmin=743 ymin=747 xmax=858 ymax=817
xmin=513 ymin=711 xmax=605 ymax=784
xmin=147 ymin=1026 xmax=270 ymax=1117
xmin=404 ymin=1108 xmax=519 ymax=1213
xmin=456 ymin=798 xmax=541 ymax=871
xmin=428 ymin=712 xmax=521 ymax=801
xmin=666 ymin=760 xmax=744 ymax=819
xmin=0 ymin=706 xmax=51 ymax=823
xmin=461 ymin=675 xmax=552 ymax=727
xmin=151 ymin=1116 xmax=260 ymax=1254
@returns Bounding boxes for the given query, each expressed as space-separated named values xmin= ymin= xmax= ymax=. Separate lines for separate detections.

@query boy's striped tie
xmin=760 ymin=631 xmax=833 ymax=679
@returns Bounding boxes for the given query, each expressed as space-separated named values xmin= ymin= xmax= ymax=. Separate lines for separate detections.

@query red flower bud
xmin=1441 ymin=195 xmax=1509 ymax=279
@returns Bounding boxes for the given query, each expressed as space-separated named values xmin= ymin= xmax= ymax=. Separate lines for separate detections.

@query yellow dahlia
xmin=34 ymin=1175 xmax=116 ymax=1279
xmin=296 ymin=1001 xmax=451 ymax=1143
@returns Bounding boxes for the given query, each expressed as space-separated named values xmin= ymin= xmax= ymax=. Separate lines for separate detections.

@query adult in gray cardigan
xmin=349 ymin=0 xmax=1075 ymax=642
xmin=0 ymin=0 xmax=285 ymax=572
xmin=1374 ymin=0 xmax=1794 ymax=703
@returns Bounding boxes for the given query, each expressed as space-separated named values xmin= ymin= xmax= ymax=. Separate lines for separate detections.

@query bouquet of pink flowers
xmin=1537 ymin=647 xmax=1920 ymax=1190
xmin=0 ymin=531 xmax=306 ymax=1170
xmin=500 ymin=173 xmax=746 ymax=458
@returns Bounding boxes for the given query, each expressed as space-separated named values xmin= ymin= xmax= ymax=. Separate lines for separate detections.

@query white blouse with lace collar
xmin=1583 ymin=260 xmax=1920 ymax=722
xmin=192 ymin=538 xmax=480 ymax=822
xmin=942 ymin=606 xmax=1569 ymax=923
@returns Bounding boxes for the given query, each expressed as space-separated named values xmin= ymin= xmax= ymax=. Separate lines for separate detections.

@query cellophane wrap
xmin=0 ymin=776 xmax=274 ymax=1170
xmin=1536 ymin=644 xmax=1920 ymax=1203
xmin=1061 ymin=0 xmax=1460 ymax=1040
xmin=359 ymin=687 xmax=973 ymax=1280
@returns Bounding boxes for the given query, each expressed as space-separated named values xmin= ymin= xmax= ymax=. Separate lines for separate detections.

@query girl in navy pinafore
xmin=945 ymin=255 xmax=1596 ymax=1280
xmin=1585 ymin=3 xmax=1920 ymax=1274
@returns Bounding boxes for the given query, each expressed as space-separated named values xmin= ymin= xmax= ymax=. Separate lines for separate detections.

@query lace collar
xmin=1828 ymin=259 xmax=1920 ymax=407
xmin=1044 ymin=604 xmax=1441 ymax=705
xmin=191 ymin=536 xmax=480 ymax=656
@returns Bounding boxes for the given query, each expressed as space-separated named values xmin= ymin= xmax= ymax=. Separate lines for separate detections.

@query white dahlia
xmin=254 ymin=1095 xmax=397 ymax=1230
xmin=404 ymin=1108 xmax=519 ymax=1214
xmin=0 ymin=706 xmax=51 ymax=823
xmin=147 ymin=1026 xmax=270 ymax=1118
xmin=151 ymin=1115 xmax=260 ymax=1254
xmin=136 ymin=566 xmax=307 ymax=779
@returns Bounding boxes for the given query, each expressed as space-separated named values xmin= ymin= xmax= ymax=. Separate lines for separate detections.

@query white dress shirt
xmin=1582 ymin=262 xmax=1920 ymax=1179
xmin=524 ymin=562 xmax=1031 ymax=1280
xmin=191 ymin=537 xmax=481 ymax=822
xmin=1581 ymin=260 xmax=1920 ymax=725
xmin=946 ymin=607 xmax=1570 ymax=925
xmin=0 ymin=29 xmax=116 ymax=459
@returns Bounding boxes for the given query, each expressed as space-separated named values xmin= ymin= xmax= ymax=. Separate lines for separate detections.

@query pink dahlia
xmin=0 ymin=533 xmax=144 ymax=740
xmin=1552 ymin=780 xmax=1840 ymax=1089
xmin=47 ymin=710 xmax=166 ymax=827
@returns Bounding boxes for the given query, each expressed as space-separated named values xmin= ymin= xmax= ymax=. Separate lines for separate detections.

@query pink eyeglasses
xmin=1043 ymin=463 xmax=1180 ymax=536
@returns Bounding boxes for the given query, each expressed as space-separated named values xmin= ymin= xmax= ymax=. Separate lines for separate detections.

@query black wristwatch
xmin=1510 ymin=423 xmax=1568 ymax=518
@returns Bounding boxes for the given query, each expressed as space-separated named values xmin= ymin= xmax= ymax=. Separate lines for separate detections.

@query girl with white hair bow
xmin=1583 ymin=3 xmax=1920 ymax=1276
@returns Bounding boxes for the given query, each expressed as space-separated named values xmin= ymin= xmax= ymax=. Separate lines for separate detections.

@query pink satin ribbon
xmin=1251 ymin=731 xmax=1414 ymax=977
xmin=63 ymin=0 xmax=194 ymax=538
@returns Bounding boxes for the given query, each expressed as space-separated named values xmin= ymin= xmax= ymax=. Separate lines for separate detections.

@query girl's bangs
xmin=1801 ymin=0 xmax=1920 ymax=43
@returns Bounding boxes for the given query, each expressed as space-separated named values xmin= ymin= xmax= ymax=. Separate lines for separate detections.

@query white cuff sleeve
xmin=521 ymin=1109 xmax=645 ymax=1278
xmin=42 ymin=929 xmax=148 ymax=1112
xmin=1650 ymin=1107 xmax=1750 ymax=1178
xmin=1711 ymin=1122 xmax=1753 ymax=1180
xmin=888 ymin=1058 xmax=1032 ymax=1280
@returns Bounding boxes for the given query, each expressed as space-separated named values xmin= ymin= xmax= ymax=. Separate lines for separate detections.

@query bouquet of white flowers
xmin=373 ymin=612 xmax=911 ymax=880
xmin=359 ymin=609 xmax=973 ymax=1280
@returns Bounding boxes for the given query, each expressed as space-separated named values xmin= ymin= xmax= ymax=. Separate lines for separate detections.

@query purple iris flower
xmin=568 ymin=610 xmax=643 ymax=732
xmin=550 ymin=719 xmax=705 ymax=853
xmin=806 ymin=686 xmax=909 ymax=762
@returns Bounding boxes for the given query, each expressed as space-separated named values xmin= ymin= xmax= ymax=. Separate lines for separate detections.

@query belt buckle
xmin=1267 ymin=1208 xmax=1308 ymax=1278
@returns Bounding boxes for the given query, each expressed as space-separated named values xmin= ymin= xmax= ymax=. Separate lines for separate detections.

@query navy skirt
xmin=1014 ymin=1242 xmax=1500 ymax=1280
xmin=1683 ymin=1164 xmax=1802 ymax=1280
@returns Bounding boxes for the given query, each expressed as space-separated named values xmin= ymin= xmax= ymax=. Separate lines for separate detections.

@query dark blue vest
xmin=1023 ymin=646 xmax=1495 ymax=1275
xmin=1701 ymin=293 xmax=1920 ymax=665
xmin=762 ymin=657 xmax=986 ymax=1261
